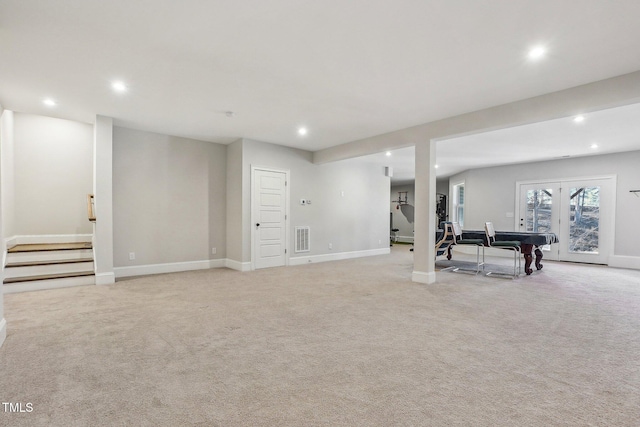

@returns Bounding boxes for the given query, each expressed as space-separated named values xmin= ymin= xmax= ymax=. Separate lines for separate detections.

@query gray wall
xmin=225 ymin=139 xmax=244 ymax=264
xmin=1 ymin=110 xmax=15 ymax=241
xmin=449 ymin=150 xmax=640 ymax=258
xmin=11 ymin=113 xmax=93 ymax=236
xmin=112 ymin=127 xmax=227 ymax=267
xmin=239 ymin=139 xmax=390 ymax=263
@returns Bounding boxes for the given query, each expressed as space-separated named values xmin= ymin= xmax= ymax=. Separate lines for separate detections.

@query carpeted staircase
xmin=3 ymin=242 xmax=95 ymax=293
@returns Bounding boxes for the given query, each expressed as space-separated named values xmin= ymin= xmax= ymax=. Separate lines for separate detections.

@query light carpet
xmin=1 ymin=247 xmax=639 ymax=426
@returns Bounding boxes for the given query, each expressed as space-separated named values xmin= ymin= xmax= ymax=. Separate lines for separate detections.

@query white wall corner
xmin=608 ymin=255 xmax=640 ymax=271
xmin=412 ymin=270 xmax=437 ymax=284
xmin=95 ymin=272 xmax=116 ymax=285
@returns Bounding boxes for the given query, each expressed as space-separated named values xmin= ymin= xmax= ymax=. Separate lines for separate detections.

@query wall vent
xmin=295 ymin=226 xmax=310 ymax=253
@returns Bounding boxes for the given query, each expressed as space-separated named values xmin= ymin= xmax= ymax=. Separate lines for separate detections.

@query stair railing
xmin=87 ymin=194 xmax=96 ymax=222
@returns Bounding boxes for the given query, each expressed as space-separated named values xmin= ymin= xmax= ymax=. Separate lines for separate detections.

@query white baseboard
xmin=114 ymin=260 xmax=216 ymax=279
xmin=95 ymin=272 xmax=116 ymax=285
xmin=6 ymin=234 xmax=93 ymax=246
xmin=0 ymin=317 xmax=6 ymax=349
xmin=5 ymin=236 xmax=17 ymax=249
xmin=608 ymin=255 xmax=640 ymax=270
xmin=289 ymin=248 xmax=390 ymax=266
xmin=225 ymin=259 xmax=252 ymax=272
xmin=412 ymin=270 xmax=436 ymax=284
xmin=210 ymin=259 xmax=227 ymax=269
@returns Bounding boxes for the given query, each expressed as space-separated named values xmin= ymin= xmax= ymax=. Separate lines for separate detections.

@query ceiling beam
xmin=313 ymin=70 xmax=640 ymax=164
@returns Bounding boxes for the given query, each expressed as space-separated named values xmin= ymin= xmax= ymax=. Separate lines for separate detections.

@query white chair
xmin=451 ymin=222 xmax=485 ymax=274
xmin=484 ymin=222 xmax=521 ymax=278
xmin=435 ymin=222 xmax=456 ymax=260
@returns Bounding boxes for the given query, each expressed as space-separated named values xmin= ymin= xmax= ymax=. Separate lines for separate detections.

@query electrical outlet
xmin=212 ymin=247 xmax=217 ymax=255
xmin=129 ymin=252 xmax=135 ymax=260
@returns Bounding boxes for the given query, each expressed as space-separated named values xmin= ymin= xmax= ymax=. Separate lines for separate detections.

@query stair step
xmin=6 ymin=249 xmax=93 ymax=264
xmin=7 ymin=242 xmax=92 ymax=253
xmin=3 ymin=274 xmax=96 ymax=294
xmin=3 ymin=271 xmax=95 ymax=284
xmin=5 ymin=258 xmax=94 ymax=268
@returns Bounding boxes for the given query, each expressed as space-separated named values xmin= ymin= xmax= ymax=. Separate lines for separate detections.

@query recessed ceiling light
xmin=435 ymin=164 xmax=439 ymax=169
xmin=298 ymin=127 xmax=308 ymax=136
xmin=573 ymin=115 xmax=585 ymax=123
xmin=528 ymin=45 xmax=546 ymax=60
xmin=111 ymin=81 xmax=128 ymax=93
xmin=590 ymin=143 xmax=598 ymax=149
xmin=385 ymin=151 xmax=392 ymax=157
xmin=43 ymin=98 xmax=56 ymax=107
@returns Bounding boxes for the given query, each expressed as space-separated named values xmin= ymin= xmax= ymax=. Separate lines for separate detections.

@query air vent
xmin=295 ymin=226 xmax=310 ymax=253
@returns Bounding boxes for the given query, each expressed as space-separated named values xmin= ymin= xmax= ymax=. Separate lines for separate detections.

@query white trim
xmin=0 ymin=317 xmax=6 ymax=349
xmin=608 ymin=255 xmax=640 ymax=270
xmin=7 ymin=234 xmax=93 ymax=245
xmin=4 ymin=275 xmax=96 ymax=293
xmin=5 ymin=236 xmax=17 ymax=248
xmin=450 ymin=180 xmax=465 ymax=228
xmin=289 ymin=248 xmax=390 ymax=266
xmin=209 ymin=259 xmax=226 ymax=269
xmin=225 ymin=259 xmax=252 ymax=272
xmin=95 ymin=272 xmax=116 ymax=285
xmin=114 ymin=260 xmax=213 ymax=278
xmin=412 ymin=270 xmax=436 ymax=284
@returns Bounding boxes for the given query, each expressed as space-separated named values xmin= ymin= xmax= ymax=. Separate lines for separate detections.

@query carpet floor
xmin=1 ymin=247 xmax=639 ymax=426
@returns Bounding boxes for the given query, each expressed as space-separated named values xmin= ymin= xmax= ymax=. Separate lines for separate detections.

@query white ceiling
xmin=2 ymin=1 xmax=640 ymax=158
xmin=361 ymin=101 xmax=640 ymax=183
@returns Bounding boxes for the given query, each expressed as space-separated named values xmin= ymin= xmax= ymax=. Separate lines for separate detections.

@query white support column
xmin=93 ymin=115 xmax=115 ymax=285
xmin=412 ymin=140 xmax=437 ymax=284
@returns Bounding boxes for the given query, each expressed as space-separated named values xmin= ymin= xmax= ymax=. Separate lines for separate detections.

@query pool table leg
xmin=521 ymin=244 xmax=534 ymax=275
xmin=535 ymin=247 xmax=544 ymax=270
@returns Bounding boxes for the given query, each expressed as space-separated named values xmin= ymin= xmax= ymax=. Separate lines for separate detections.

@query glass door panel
xmin=568 ymin=186 xmax=600 ymax=254
xmin=559 ymin=178 xmax=612 ymax=264
xmin=518 ymin=183 xmax=560 ymax=260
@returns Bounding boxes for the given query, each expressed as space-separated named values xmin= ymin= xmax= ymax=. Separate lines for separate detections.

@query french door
xmin=517 ymin=176 xmax=615 ymax=264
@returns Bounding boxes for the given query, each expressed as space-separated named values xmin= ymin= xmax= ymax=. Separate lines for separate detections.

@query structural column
xmin=412 ymin=139 xmax=437 ymax=284
xmin=93 ymin=115 xmax=115 ymax=285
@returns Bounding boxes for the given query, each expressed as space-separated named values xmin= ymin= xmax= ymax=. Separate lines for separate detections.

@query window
xmin=452 ymin=183 xmax=465 ymax=227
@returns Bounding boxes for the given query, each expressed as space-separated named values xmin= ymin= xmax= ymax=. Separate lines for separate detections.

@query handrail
xmin=87 ymin=194 xmax=96 ymax=222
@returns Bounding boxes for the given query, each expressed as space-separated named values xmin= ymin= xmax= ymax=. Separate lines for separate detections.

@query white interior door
xmin=252 ymin=168 xmax=288 ymax=269
xmin=517 ymin=176 xmax=614 ymax=264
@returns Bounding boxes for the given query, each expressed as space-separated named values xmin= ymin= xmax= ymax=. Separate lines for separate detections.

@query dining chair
xmin=451 ymin=222 xmax=485 ymax=274
xmin=484 ymin=221 xmax=521 ymax=278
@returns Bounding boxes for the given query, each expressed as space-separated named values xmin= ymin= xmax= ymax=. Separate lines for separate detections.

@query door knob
xmin=256 ymin=223 xmax=260 ymax=227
